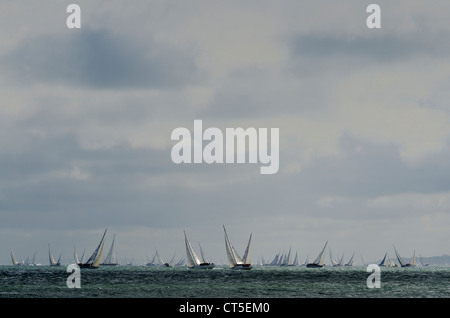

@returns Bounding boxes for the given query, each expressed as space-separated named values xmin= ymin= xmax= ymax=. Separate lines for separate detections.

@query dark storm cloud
xmin=2 ymin=28 xmax=202 ymax=89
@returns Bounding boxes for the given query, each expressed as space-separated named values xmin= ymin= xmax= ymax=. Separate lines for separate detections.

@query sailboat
xmin=393 ymin=245 xmax=416 ymax=267
xmin=184 ymin=231 xmax=215 ymax=269
xmin=74 ymin=246 xmax=85 ymax=265
xmin=10 ymin=250 xmax=22 ymax=266
xmin=344 ymin=251 xmax=355 ymax=266
xmin=78 ymin=229 xmax=107 ymax=269
xmin=146 ymin=252 xmax=158 ymax=266
xmin=223 ymin=225 xmax=252 ymax=270
xmin=329 ymin=247 xmax=343 ymax=267
xmin=307 ymin=241 xmax=327 ymax=268
xmin=48 ymin=244 xmax=61 ymax=266
xmin=292 ymin=252 xmax=299 ymax=266
xmin=419 ymin=254 xmax=429 ymax=266
xmin=101 ymin=234 xmax=118 ymax=266
xmin=378 ymin=253 xmax=389 ymax=267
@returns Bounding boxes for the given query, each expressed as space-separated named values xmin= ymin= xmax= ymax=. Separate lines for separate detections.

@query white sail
xmin=242 ymin=234 xmax=252 ymax=265
xmin=224 ymin=225 xmax=243 ymax=265
xmin=11 ymin=250 xmax=21 ymax=266
xmin=329 ymin=248 xmax=338 ymax=266
xmin=146 ymin=252 xmax=158 ymax=266
xmin=155 ymin=250 xmax=164 ymax=265
xmin=393 ymin=245 xmax=405 ymax=266
xmin=345 ymin=251 xmax=355 ymax=266
xmin=102 ymin=234 xmax=118 ymax=265
xmin=185 ymin=232 xmax=201 ymax=267
xmin=198 ymin=242 xmax=208 ymax=264
xmin=281 ymin=247 xmax=291 ymax=266
xmin=48 ymin=243 xmax=60 ymax=266
xmin=307 ymin=241 xmax=327 ymax=268
xmin=314 ymin=241 xmax=327 ymax=266
xmin=292 ymin=252 xmax=298 ymax=266
xmin=74 ymin=246 xmax=80 ymax=264
xmin=410 ymin=250 xmax=417 ymax=266
xmin=223 ymin=225 xmax=252 ymax=270
xmin=184 ymin=231 xmax=214 ymax=269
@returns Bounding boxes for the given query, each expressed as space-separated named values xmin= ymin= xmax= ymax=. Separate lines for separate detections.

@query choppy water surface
xmin=1 ymin=265 xmax=450 ymax=298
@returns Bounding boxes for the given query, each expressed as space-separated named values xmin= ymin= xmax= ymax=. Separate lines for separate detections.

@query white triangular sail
xmin=102 ymin=234 xmax=117 ymax=265
xmin=223 ymin=225 xmax=252 ymax=269
xmin=410 ymin=250 xmax=417 ymax=266
xmin=74 ymin=246 xmax=80 ymax=264
xmin=345 ymin=251 xmax=355 ymax=266
xmin=11 ymin=250 xmax=21 ymax=266
xmin=329 ymin=247 xmax=337 ymax=266
xmin=292 ymin=252 xmax=298 ymax=266
xmin=242 ymin=234 xmax=252 ymax=265
xmin=48 ymin=243 xmax=60 ymax=266
xmin=313 ymin=241 xmax=328 ymax=266
xmin=198 ymin=242 xmax=208 ymax=264
xmin=223 ymin=225 xmax=244 ymax=266
xmin=393 ymin=245 xmax=405 ymax=266
xmin=184 ymin=231 xmax=205 ymax=267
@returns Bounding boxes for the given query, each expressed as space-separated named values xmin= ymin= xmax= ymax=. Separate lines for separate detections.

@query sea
xmin=1 ymin=265 xmax=449 ymax=313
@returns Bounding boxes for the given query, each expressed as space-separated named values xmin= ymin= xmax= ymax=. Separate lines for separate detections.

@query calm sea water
xmin=1 ymin=265 xmax=450 ymax=298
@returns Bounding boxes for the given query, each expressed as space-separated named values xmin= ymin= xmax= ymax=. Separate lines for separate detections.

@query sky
xmin=1 ymin=0 xmax=450 ymax=266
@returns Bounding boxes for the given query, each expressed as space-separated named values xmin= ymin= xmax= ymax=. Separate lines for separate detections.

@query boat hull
xmin=78 ymin=263 xmax=99 ymax=269
xmin=306 ymin=263 xmax=324 ymax=268
xmin=231 ymin=264 xmax=252 ymax=270
xmin=189 ymin=263 xmax=215 ymax=269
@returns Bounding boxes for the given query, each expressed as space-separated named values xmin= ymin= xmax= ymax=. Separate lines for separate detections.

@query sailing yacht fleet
xmin=8 ymin=227 xmax=422 ymax=269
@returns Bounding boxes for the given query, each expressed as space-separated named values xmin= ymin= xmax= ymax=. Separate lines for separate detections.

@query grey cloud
xmin=2 ymin=28 xmax=202 ymax=89
xmin=298 ymin=133 xmax=450 ymax=198
xmin=0 ymin=132 xmax=174 ymax=229
xmin=197 ymin=67 xmax=332 ymax=119
xmin=288 ymin=31 xmax=450 ymax=62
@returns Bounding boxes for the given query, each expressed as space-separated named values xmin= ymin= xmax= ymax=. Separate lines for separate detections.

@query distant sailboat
xmin=279 ymin=247 xmax=298 ymax=266
xmin=378 ymin=253 xmax=388 ymax=267
xmin=147 ymin=249 xmax=174 ymax=267
xmin=292 ymin=252 xmax=299 ymax=266
xmin=223 ymin=225 xmax=252 ymax=270
xmin=101 ymin=234 xmax=118 ymax=266
xmin=409 ymin=250 xmax=417 ymax=267
xmin=393 ymin=245 xmax=416 ymax=267
xmin=419 ymin=254 xmax=429 ymax=266
xmin=78 ymin=229 xmax=107 ymax=269
xmin=48 ymin=244 xmax=61 ymax=266
xmin=345 ymin=252 xmax=355 ymax=266
xmin=74 ymin=247 xmax=85 ymax=264
xmin=307 ymin=241 xmax=327 ymax=268
xmin=10 ymin=250 xmax=22 ymax=266
xmin=329 ymin=247 xmax=343 ymax=267
xmin=184 ymin=231 xmax=215 ymax=269
xmin=146 ymin=252 xmax=158 ymax=266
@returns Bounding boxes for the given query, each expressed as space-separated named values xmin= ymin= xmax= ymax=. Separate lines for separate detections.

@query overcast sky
xmin=1 ymin=0 xmax=450 ymax=266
